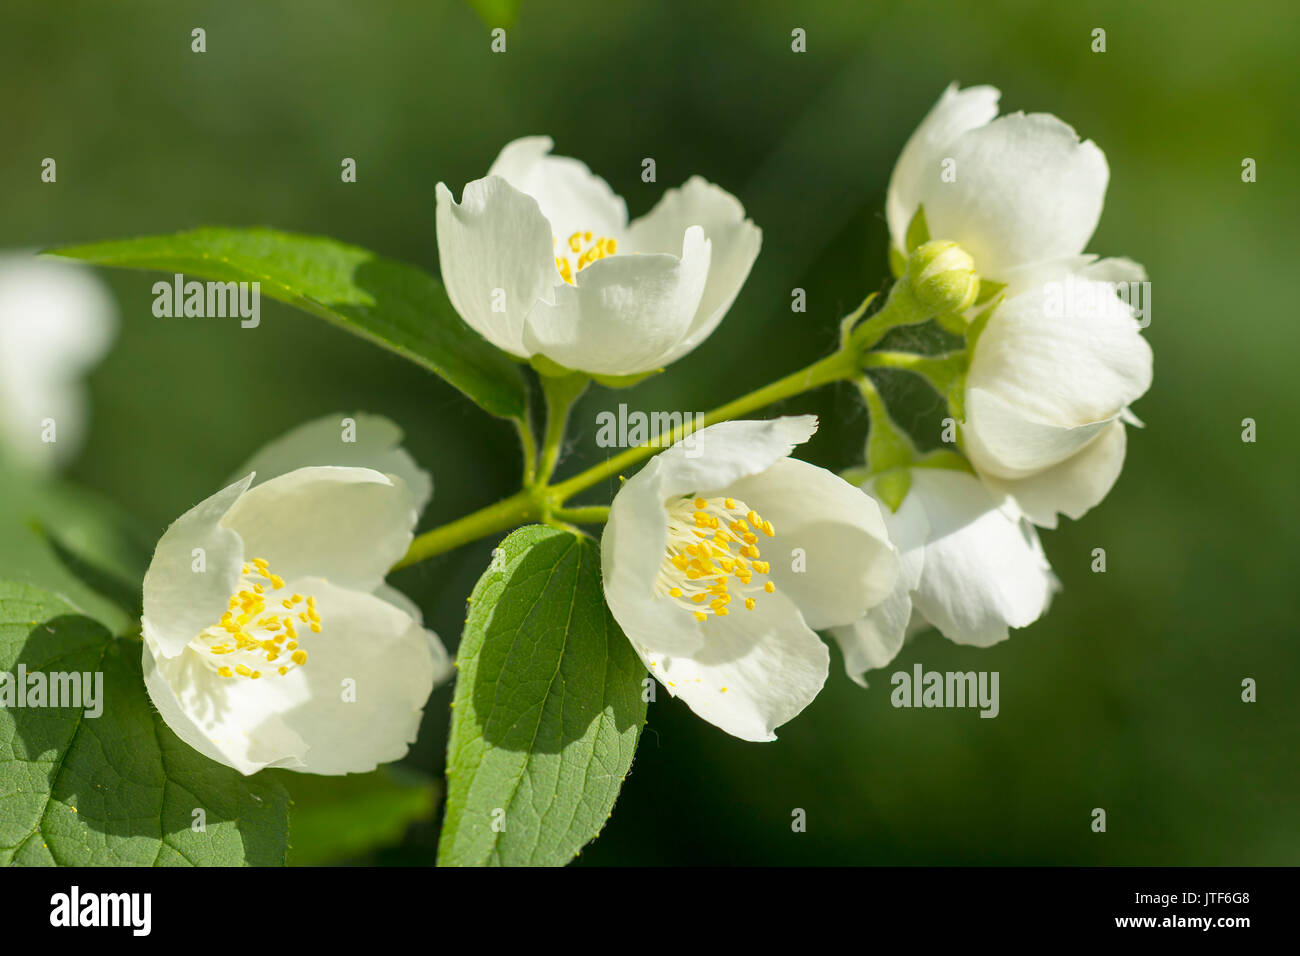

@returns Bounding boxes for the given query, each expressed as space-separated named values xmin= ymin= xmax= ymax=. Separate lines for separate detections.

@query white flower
xmin=830 ymin=468 xmax=1058 ymax=684
xmin=0 ymin=253 xmax=117 ymax=469
xmin=886 ymin=84 xmax=1152 ymax=526
xmin=962 ymin=259 xmax=1152 ymax=527
xmin=436 ymin=136 xmax=761 ymax=376
xmin=886 ymin=83 xmax=1107 ymax=283
xmin=141 ymin=414 xmax=451 ymax=775
xmin=601 ymin=416 xmax=897 ymax=741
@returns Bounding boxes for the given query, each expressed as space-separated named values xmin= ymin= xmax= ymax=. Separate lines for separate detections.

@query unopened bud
xmin=905 ymin=240 xmax=979 ymax=316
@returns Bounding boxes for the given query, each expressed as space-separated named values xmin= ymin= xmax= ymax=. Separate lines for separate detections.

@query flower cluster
xmin=594 ymin=84 xmax=1152 ymax=736
xmin=135 ymin=82 xmax=1151 ymax=767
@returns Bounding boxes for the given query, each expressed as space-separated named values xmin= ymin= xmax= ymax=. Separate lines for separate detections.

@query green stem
xmin=392 ymin=488 xmax=539 ymax=569
xmin=395 ymin=283 xmax=932 ymax=569
xmin=846 ymin=281 xmax=930 ymax=352
xmin=549 ymin=347 xmax=858 ymax=503
xmin=861 ymin=349 xmax=966 ymax=394
xmin=552 ymin=504 xmax=610 ymax=524
xmin=535 ymin=372 xmax=589 ymax=486
xmin=514 ymin=415 xmax=538 ymax=486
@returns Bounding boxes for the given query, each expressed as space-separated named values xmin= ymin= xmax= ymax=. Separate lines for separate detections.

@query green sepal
xmin=590 ymin=368 xmax=663 ymax=389
xmin=914 ymin=449 xmax=975 ymax=475
xmin=904 ymin=206 xmax=930 ymax=253
xmin=888 ymin=244 xmax=908 ymax=279
xmin=873 ymin=468 xmax=913 ymax=513
xmin=974 ymin=278 xmax=1006 ymax=305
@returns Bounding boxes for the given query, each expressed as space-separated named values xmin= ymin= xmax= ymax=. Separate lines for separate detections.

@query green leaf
xmin=49 ymin=228 xmax=528 ymax=420
xmin=0 ymin=458 xmax=152 ymax=636
xmin=272 ymin=766 xmax=439 ymax=865
xmin=33 ymin=521 xmax=143 ymax=620
xmin=439 ymin=525 xmax=646 ymax=866
xmin=0 ymin=581 xmax=289 ymax=865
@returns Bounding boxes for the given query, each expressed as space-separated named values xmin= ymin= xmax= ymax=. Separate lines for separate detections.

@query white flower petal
xmin=144 ymin=577 xmax=438 ymax=775
xmin=829 ymin=588 xmax=912 ymax=688
xmin=964 ymin=273 xmax=1151 ymax=475
xmin=435 ymin=177 xmax=557 ymax=357
xmin=373 ymin=582 xmax=454 ymax=684
xmin=623 ymin=587 xmax=828 ymax=742
xmin=724 ymin=458 xmax=898 ymax=629
xmin=979 ymin=419 xmax=1129 ymax=529
xmin=970 ymin=280 xmax=1153 ymax=426
xmin=827 ymin=477 xmax=927 ymax=684
xmin=905 ymin=470 xmax=1056 ymax=646
xmin=487 ymin=136 xmax=628 ymax=242
xmin=220 ymin=466 xmax=415 ymax=592
xmin=600 ymin=417 xmax=819 ymax=638
xmin=886 ymin=83 xmax=1001 ymax=253
xmin=0 ymin=254 xmax=118 ymax=468
xmin=521 ymin=226 xmax=710 ymax=375
xmin=231 ymin=413 xmax=432 ymax=514
xmin=963 ymin=386 xmax=1113 ymax=477
xmin=627 ymin=176 xmax=761 ymax=363
xmin=918 ymin=112 xmax=1108 ymax=278
xmin=142 ymin=474 xmax=254 ymax=658
xmin=649 ymin=415 xmax=820 ymax=500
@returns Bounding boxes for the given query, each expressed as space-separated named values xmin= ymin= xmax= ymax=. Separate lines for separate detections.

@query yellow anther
xmin=764 ymin=581 xmax=776 ymax=593
xmin=657 ymin=495 xmax=776 ymax=623
xmin=557 ymin=231 xmax=619 ymax=284
xmin=193 ymin=558 xmax=320 ymax=679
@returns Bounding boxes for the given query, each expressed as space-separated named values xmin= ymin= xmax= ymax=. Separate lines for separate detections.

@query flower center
xmin=656 ymin=495 xmax=777 ymax=622
xmin=554 ymin=230 xmax=618 ymax=285
xmin=188 ymin=557 xmax=322 ymax=680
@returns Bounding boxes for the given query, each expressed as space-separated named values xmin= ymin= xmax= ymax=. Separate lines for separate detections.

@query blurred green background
xmin=2 ymin=0 xmax=1296 ymax=864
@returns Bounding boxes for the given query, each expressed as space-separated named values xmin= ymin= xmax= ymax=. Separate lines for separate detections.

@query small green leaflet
xmin=439 ymin=525 xmax=646 ymax=866
xmin=0 ymin=582 xmax=289 ymax=865
xmin=50 ymin=228 xmax=528 ymax=420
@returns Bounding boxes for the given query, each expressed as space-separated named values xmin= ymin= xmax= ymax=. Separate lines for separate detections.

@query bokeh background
xmin=2 ymin=0 xmax=1297 ymax=864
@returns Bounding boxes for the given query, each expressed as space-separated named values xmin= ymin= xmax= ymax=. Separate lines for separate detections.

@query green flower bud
xmin=905 ymin=240 xmax=980 ymax=316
